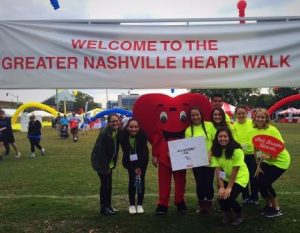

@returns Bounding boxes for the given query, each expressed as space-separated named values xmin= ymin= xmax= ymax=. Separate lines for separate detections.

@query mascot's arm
xmin=149 ymin=132 xmax=162 ymax=156
xmin=149 ymin=132 xmax=163 ymax=164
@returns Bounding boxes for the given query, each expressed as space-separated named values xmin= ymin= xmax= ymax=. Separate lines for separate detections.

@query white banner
xmin=168 ymin=137 xmax=209 ymax=171
xmin=0 ymin=20 xmax=299 ymax=88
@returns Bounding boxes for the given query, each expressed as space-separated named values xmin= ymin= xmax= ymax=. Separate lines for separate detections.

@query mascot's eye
xmin=180 ymin=111 xmax=187 ymax=122
xmin=160 ymin=112 xmax=168 ymax=122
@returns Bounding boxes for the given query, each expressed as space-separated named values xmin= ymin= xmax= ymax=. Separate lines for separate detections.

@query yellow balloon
xmin=72 ymin=90 xmax=78 ymax=96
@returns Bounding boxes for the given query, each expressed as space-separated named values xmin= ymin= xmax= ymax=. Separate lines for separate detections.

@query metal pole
xmin=106 ymin=89 xmax=108 ymax=109
xmin=56 ymin=89 xmax=59 ymax=111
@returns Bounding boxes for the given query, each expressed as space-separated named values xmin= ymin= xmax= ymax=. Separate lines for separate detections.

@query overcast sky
xmin=0 ymin=0 xmax=299 ymax=106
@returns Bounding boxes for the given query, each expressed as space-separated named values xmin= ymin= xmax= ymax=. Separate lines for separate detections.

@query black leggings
xmin=256 ymin=163 xmax=286 ymax=199
xmin=242 ymin=154 xmax=259 ymax=201
xmin=97 ymin=171 xmax=113 ymax=207
xmin=29 ymin=138 xmax=42 ymax=153
xmin=192 ymin=166 xmax=215 ymax=202
xmin=4 ymin=141 xmax=10 ymax=154
xmin=218 ymin=181 xmax=244 ymax=214
xmin=127 ymin=163 xmax=147 ymax=205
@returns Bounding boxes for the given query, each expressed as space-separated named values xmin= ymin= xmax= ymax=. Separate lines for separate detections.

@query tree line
xmin=191 ymin=87 xmax=300 ymax=109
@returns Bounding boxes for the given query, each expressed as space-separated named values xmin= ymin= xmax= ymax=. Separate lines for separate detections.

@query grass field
xmin=0 ymin=123 xmax=299 ymax=233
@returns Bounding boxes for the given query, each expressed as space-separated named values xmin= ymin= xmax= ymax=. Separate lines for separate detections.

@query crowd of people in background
xmin=0 ymin=92 xmax=291 ymax=226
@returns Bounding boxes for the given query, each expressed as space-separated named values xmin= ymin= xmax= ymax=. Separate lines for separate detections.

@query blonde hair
xmin=253 ymin=108 xmax=270 ymax=128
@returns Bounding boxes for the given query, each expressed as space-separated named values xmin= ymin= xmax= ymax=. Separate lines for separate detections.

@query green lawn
xmin=0 ymin=123 xmax=299 ymax=233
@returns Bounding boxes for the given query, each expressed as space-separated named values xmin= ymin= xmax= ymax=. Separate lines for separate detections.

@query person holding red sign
xmin=233 ymin=106 xmax=259 ymax=206
xmin=211 ymin=127 xmax=249 ymax=225
xmin=185 ymin=107 xmax=214 ymax=214
xmin=250 ymin=108 xmax=290 ymax=218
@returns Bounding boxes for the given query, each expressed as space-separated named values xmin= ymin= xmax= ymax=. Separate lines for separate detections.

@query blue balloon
xmin=50 ymin=0 xmax=60 ymax=10
xmin=89 ymin=108 xmax=133 ymax=122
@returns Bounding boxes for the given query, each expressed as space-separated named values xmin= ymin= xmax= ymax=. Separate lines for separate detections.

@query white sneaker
xmin=41 ymin=148 xmax=45 ymax=155
xmin=129 ymin=205 xmax=137 ymax=214
xmin=15 ymin=152 xmax=21 ymax=159
xmin=29 ymin=153 xmax=35 ymax=158
xmin=137 ymin=205 xmax=144 ymax=214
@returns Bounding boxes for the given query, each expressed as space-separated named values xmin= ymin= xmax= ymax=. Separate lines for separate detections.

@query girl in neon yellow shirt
xmin=185 ymin=107 xmax=214 ymax=214
xmin=250 ymin=108 xmax=290 ymax=218
xmin=211 ymin=127 xmax=249 ymax=225
xmin=233 ymin=105 xmax=258 ymax=205
xmin=210 ymin=107 xmax=234 ymax=140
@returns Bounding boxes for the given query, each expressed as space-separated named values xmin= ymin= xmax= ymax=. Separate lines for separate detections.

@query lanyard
xmin=129 ymin=137 xmax=137 ymax=154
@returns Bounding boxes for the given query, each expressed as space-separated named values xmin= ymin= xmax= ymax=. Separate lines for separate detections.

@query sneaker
xmin=242 ymin=199 xmax=250 ymax=206
xmin=155 ymin=205 xmax=168 ymax=215
xmin=129 ymin=205 xmax=137 ymax=214
xmin=259 ymin=205 xmax=273 ymax=215
xmin=15 ymin=152 xmax=21 ymax=159
xmin=41 ymin=148 xmax=45 ymax=156
xmin=249 ymin=199 xmax=259 ymax=205
xmin=108 ymin=206 xmax=118 ymax=213
xmin=232 ymin=215 xmax=244 ymax=226
xmin=176 ymin=202 xmax=187 ymax=213
xmin=137 ymin=205 xmax=144 ymax=214
xmin=265 ymin=208 xmax=282 ymax=218
xmin=101 ymin=206 xmax=115 ymax=216
xmin=29 ymin=153 xmax=35 ymax=158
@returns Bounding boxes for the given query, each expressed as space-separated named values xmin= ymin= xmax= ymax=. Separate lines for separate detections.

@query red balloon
xmin=237 ymin=0 xmax=247 ymax=10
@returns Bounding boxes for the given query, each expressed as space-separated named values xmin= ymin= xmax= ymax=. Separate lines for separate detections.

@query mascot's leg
xmin=156 ymin=163 xmax=172 ymax=214
xmin=173 ymin=169 xmax=187 ymax=212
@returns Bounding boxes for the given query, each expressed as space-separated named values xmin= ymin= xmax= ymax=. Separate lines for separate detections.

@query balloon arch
xmin=11 ymin=102 xmax=59 ymax=125
xmin=89 ymin=108 xmax=132 ymax=122
xmin=268 ymin=94 xmax=300 ymax=115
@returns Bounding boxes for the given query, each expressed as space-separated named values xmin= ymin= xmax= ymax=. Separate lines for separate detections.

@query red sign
xmin=252 ymin=135 xmax=284 ymax=158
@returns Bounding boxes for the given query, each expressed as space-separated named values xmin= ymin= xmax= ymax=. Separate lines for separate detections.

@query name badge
xmin=130 ymin=154 xmax=138 ymax=162
xmin=219 ymin=171 xmax=226 ymax=180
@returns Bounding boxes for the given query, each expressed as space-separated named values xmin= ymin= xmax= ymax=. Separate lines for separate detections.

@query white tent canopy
xmin=2 ymin=108 xmax=16 ymax=117
xmin=27 ymin=110 xmax=55 ymax=118
xmin=278 ymin=108 xmax=300 ymax=115
xmin=222 ymin=102 xmax=236 ymax=116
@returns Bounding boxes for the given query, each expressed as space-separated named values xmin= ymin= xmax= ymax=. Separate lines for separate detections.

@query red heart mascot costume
xmin=133 ymin=93 xmax=211 ymax=213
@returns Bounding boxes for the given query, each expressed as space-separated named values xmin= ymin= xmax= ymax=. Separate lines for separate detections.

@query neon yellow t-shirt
xmin=225 ymin=113 xmax=231 ymax=124
xmin=109 ymin=130 xmax=118 ymax=169
xmin=211 ymin=148 xmax=249 ymax=188
xmin=233 ymin=119 xmax=254 ymax=155
xmin=185 ymin=121 xmax=212 ymax=151
xmin=185 ymin=122 xmax=213 ymax=166
xmin=250 ymin=125 xmax=290 ymax=170
xmin=208 ymin=122 xmax=234 ymax=143
xmin=129 ymin=137 xmax=136 ymax=149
